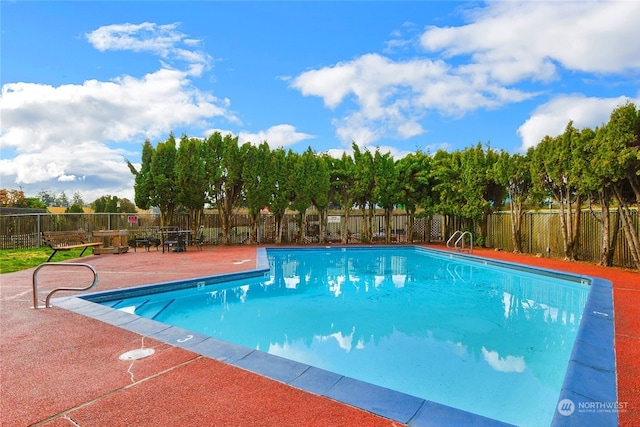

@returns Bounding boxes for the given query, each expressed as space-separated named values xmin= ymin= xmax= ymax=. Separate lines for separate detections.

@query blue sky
xmin=1 ymin=1 xmax=639 ymax=203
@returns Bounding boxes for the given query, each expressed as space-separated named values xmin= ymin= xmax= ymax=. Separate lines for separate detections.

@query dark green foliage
xmin=25 ymin=197 xmax=47 ymax=209
xmin=150 ymin=133 xmax=178 ymax=226
xmin=494 ymin=151 xmax=532 ymax=253
xmin=203 ymin=132 xmax=245 ymax=244
xmin=351 ymin=143 xmax=376 ymax=241
xmin=176 ymin=134 xmax=207 ymax=228
xmin=373 ymin=149 xmax=399 ymax=242
xmin=65 ymin=203 xmax=84 ymax=213
xmin=396 ymin=150 xmax=434 ymax=242
xmin=243 ymin=142 xmax=274 ymax=243
xmin=529 ymin=123 xmax=591 ymax=260
xmin=132 ymin=139 xmax=155 ymax=210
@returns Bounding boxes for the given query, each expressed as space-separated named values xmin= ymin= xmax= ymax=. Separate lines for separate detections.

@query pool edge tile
xmin=188 ymin=337 xmax=254 ymax=362
xmin=230 ymin=350 xmax=309 ymax=384
xmin=409 ymin=400 xmax=516 ymax=427
xmin=150 ymin=326 xmax=210 ymax=348
xmin=323 ymin=376 xmax=424 ymax=424
xmin=288 ymin=366 xmax=343 ymax=395
xmin=551 ymin=275 xmax=617 ymax=427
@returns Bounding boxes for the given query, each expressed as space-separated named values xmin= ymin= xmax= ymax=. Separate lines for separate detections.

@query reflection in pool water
xmin=107 ymin=247 xmax=588 ymax=427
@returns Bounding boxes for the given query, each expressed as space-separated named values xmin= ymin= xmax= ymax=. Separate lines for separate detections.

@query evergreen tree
xmin=150 ymin=133 xmax=178 ymax=226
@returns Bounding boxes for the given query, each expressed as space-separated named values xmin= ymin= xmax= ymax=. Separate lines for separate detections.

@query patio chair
xmin=193 ymin=225 xmax=206 ymax=250
xmin=161 ymin=226 xmax=182 ymax=253
xmin=129 ymin=227 xmax=161 ymax=252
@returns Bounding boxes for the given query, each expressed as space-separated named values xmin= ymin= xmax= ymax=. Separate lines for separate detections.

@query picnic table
xmin=92 ymin=230 xmax=129 ymax=255
xmin=161 ymin=227 xmax=193 ymax=253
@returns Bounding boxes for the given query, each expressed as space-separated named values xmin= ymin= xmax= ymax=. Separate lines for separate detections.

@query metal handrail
xmin=447 ymin=230 xmax=474 ymax=253
xmin=455 ymin=231 xmax=473 ymax=253
xmin=446 ymin=230 xmax=462 ymax=249
xmin=32 ymin=262 xmax=99 ymax=309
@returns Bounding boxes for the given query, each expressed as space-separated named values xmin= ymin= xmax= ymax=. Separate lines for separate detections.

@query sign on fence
xmin=127 ymin=215 xmax=138 ymax=224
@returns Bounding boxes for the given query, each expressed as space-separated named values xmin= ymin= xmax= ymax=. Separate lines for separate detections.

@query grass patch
xmin=0 ymin=248 xmax=95 ymax=274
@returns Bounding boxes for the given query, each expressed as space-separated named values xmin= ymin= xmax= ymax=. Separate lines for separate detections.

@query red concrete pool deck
xmin=1 ymin=244 xmax=638 ymax=426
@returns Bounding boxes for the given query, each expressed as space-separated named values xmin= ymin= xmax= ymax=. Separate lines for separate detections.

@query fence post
xmin=37 ymin=213 xmax=42 ymax=247
xmin=528 ymin=212 xmax=533 ymax=254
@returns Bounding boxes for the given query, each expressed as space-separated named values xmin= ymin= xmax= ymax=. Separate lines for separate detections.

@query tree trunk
xmin=599 ymin=202 xmax=610 ymax=266
xmin=274 ymin=213 xmax=284 ymax=244
xmin=384 ymin=207 xmax=392 ymax=243
xmin=406 ymin=209 xmax=415 ymax=244
xmin=341 ymin=205 xmax=351 ymax=244
xmin=613 ymin=186 xmax=640 ymax=269
xmin=479 ymin=211 xmax=489 ymax=247
xmin=367 ymin=204 xmax=375 ymax=242
xmin=444 ymin=215 xmax=453 ymax=242
xmin=592 ymin=189 xmax=615 ymax=267
xmin=249 ymin=212 xmax=259 ymax=244
xmin=510 ymin=201 xmax=524 ymax=254
xmin=358 ymin=205 xmax=367 ymax=242
xmin=160 ymin=205 xmax=174 ymax=228
xmin=318 ymin=207 xmax=327 ymax=243
xmin=605 ymin=208 xmax=621 ymax=267
xmin=556 ymin=187 xmax=581 ymax=261
xmin=570 ymin=194 xmax=582 ymax=259
xmin=216 ymin=196 xmax=233 ymax=245
xmin=189 ymin=208 xmax=203 ymax=232
xmin=557 ymin=193 xmax=575 ymax=261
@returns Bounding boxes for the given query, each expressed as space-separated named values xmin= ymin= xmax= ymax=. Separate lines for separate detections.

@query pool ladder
xmin=32 ymin=262 xmax=99 ymax=309
xmin=446 ymin=230 xmax=473 ymax=254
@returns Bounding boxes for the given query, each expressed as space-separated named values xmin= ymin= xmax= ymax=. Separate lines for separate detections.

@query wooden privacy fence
xmin=0 ymin=211 xmax=442 ymax=248
xmin=1 ymin=209 xmax=638 ymax=268
xmin=485 ymin=210 xmax=639 ymax=269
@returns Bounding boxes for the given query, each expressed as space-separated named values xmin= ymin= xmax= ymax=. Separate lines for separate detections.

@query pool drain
xmin=119 ymin=348 xmax=155 ymax=361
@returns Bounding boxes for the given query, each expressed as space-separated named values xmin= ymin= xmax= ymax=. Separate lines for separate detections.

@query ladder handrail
xmin=447 ymin=230 xmax=474 ymax=253
xmin=446 ymin=230 xmax=463 ymax=249
xmin=32 ymin=262 xmax=99 ymax=309
xmin=455 ymin=231 xmax=473 ymax=253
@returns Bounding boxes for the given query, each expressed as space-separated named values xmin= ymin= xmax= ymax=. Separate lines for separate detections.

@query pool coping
xmin=52 ymin=246 xmax=617 ymax=427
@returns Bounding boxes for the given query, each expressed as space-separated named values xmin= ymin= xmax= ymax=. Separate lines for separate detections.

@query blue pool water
xmin=98 ymin=247 xmax=590 ymax=426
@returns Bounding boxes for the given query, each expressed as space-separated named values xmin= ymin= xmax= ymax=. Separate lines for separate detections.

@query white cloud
xmin=0 ymin=22 xmax=235 ymax=201
xmin=292 ymin=53 xmax=531 ymax=146
xmin=481 ymin=347 xmax=525 ymax=373
xmin=424 ymin=141 xmax=453 ymax=154
xmin=86 ymin=22 xmax=212 ymax=75
xmin=516 ymin=94 xmax=638 ymax=151
xmin=1 ymin=69 xmax=231 ymax=152
xmin=87 ymin=22 xmax=181 ymax=54
xmin=292 ymin=1 xmax=639 ymax=149
xmin=421 ymin=1 xmax=640 ymax=83
xmin=203 ymin=124 xmax=313 ymax=149
xmin=238 ymin=124 xmax=314 ymax=148
xmin=0 ymin=141 xmax=135 ymax=202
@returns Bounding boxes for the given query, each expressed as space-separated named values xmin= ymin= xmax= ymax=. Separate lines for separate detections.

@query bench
xmin=42 ymin=231 xmax=102 ymax=262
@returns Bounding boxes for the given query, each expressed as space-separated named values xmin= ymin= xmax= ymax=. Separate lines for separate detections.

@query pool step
xmin=113 ymin=298 xmax=177 ymax=319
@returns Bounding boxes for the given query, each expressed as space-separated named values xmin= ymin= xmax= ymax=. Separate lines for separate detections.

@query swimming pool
xmin=61 ymin=246 xmax=617 ymax=427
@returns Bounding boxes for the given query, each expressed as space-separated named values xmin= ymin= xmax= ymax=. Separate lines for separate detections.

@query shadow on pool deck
xmin=1 ymin=243 xmax=639 ymax=426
